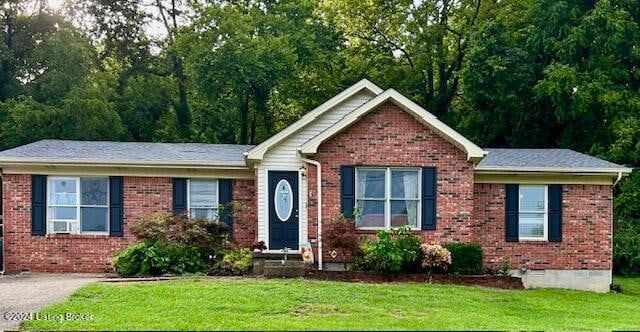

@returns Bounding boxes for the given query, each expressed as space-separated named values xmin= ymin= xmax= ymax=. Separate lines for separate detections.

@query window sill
xmin=356 ymin=228 xmax=424 ymax=234
xmin=518 ymin=239 xmax=550 ymax=244
xmin=45 ymin=233 xmax=111 ymax=239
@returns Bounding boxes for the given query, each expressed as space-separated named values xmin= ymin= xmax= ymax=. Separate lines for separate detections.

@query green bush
xmin=131 ymin=213 xmax=229 ymax=255
xmin=113 ymin=213 xmax=232 ymax=277
xmin=614 ymin=171 xmax=640 ymax=277
xmin=444 ymin=243 xmax=484 ymax=275
xmin=613 ymin=171 xmax=640 ymax=277
xmin=222 ymin=247 xmax=253 ymax=275
xmin=352 ymin=226 xmax=422 ymax=273
xmin=209 ymin=247 xmax=253 ymax=275
xmin=614 ymin=229 xmax=640 ymax=276
xmin=113 ymin=240 xmax=209 ymax=276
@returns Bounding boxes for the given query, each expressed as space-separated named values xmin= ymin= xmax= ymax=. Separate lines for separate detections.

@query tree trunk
xmin=253 ymin=86 xmax=271 ymax=137
xmin=0 ymin=8 xmax=14 ymax=101
xmin=250 ymin=105 xmax=257 ymax=145
xmin=171 ymin=54 xmax=191 ymax=138
xmin=239 ymin=93 xmax=249 ymax=145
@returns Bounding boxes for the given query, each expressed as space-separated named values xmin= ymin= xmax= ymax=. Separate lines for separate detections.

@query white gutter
xmin=475 ymin=166 xmax=633 ymax=174
xmin=297 ymin=152 xmax=323 ymax=270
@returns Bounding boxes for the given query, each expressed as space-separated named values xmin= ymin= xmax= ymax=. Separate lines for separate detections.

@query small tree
xmin=324 ymin=214 xmax=360 ymax=270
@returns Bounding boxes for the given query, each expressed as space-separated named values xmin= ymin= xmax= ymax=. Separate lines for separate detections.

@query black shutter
xmin=109 ymin=176 xmax=124 ymax=237
xmin=548 ymin=184 xmax=563 ymax=242
xmin=172 ymin=178 xmax=187 ymax=215
xmin=31 ymin=175 xmax=47 ymax=236
xmin=219 ymin=179 xmax=233 ymax=231
xmin=505 ymin=184 xmax=519 ymax=242
xmin=421 ymin=167 xmax=437 ymax=230
xmin=340 ymin=166 xmax=355 ymax=219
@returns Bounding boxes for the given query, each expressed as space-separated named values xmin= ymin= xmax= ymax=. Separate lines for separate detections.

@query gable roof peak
xmin=299 ymin=88 xmax=487 ymax=162
xmin=246 ymin=78 xmax=383 ymax=161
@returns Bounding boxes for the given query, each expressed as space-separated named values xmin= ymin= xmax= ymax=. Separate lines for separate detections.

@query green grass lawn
xmin=24 ymin=278 xmax=640 ymax=331
xmin=615 ymin=276 xmax=640 ymax=296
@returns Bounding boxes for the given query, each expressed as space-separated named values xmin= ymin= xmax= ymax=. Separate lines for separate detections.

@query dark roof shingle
xmin=477 ymin=148 xmax=628 ymax=170
xmin=0 ymin=140 xmax=254 ymax=166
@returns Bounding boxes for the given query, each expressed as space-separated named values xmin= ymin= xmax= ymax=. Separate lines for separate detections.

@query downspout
xmin=611 ymin=170 xmax=624 ymax=285
xmin=297 ymin=151 xmax=323 ymax=270
xmin=609 ymin=172 xmax=622 ymax=285
xmin=613 ymin=171 xmax=623 ymax=187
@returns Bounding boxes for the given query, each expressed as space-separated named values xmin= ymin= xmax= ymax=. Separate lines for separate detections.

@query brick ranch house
xmin=0 ymin=79 xmax=632 ymax=292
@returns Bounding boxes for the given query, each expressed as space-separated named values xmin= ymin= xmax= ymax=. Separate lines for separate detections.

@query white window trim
xmin=187 ymin=179 xmax=219 ymax=221
xmin=355 ymin=167 xmax=421 ymax=230
xmin=47 ymin=176 xmax=110 ymax=235
xmin=518 ymin=184 xmax=548 ymax=241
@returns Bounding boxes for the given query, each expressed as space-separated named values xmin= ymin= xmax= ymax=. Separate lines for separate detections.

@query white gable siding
xmin=257 ymin=90 xmax=376 ymax=248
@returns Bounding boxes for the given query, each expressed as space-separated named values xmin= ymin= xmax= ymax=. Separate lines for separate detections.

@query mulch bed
xmin=305 ymin=269 xmax=524 ymax=290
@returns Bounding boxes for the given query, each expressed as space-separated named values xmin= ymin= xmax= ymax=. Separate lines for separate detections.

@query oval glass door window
xmin=274 ymin=179 xmax=293 ymax=221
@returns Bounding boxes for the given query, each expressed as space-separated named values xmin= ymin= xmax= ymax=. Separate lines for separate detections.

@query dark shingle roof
xmin=477 ymin=148 xmax=628 ymax=171
xmin=0 ymin=140 xmax=254 ymax=166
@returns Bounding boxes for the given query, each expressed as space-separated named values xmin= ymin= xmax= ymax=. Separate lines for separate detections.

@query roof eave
xmin=0 ymin=158 xmax=250 ymax=170
xmin=474 ymin=166 xmax=633 ymax=175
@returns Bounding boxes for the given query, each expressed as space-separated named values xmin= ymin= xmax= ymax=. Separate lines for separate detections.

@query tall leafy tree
xmin=179 ymin=0 xmax=346 ymax=144
xmin=322 ymin=0 xmax=487 ymax=116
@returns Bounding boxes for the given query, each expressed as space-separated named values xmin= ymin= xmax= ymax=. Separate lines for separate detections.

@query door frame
xmin=264 ymin=167 xmax=303 ymax=253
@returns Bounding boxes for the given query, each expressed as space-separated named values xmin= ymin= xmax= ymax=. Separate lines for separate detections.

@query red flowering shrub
xmin=324 ymin=214 xmax=360 ymax=270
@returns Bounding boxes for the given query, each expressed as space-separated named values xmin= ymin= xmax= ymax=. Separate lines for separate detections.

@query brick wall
xmin=2 ymin=175 xmax=257 ymax=273
xmin=231 ymin=179 xmax=257 ymax=246
xmin=2 ymin=175 xmax=172 ymax=273
xmin=309 ymin=102 xmax=476 ymax=262
xmin=474 ymin=183 xmax=612 ymax=270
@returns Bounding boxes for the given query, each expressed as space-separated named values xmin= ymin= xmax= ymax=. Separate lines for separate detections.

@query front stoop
xmin=252 ymin=252 xmax=311 ymax=277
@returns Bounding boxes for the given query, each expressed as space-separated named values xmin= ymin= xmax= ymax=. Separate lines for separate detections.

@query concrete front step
xmin=263 ymin=261 xmax=310 ymax=278
xmin=252 ymin=252 xmax=303 ymax=261
xmin=252 ymin=252 xmax=305 ymax=275
xmin=264 ymin=259 xmax=306 ymax=267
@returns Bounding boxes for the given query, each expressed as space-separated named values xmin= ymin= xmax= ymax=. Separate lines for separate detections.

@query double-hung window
xmin=355 ymin=168 xmax=420 ymax=229
xmin=518 ymin=185 xmax=547 ymax=241
xmin=48 ymin=177 xmax=109 ymax=234
xmin=188 ymin=179 xmax=218 ymax=220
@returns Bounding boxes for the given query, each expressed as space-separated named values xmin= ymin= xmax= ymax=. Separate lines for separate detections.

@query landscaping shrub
xmin=324 ymin=214 xmax=360 ymax=270
xmin=114 ymin=213 xmax=229 ymax=276
xmin=613 ymin=229 xmax=640 ymax=276
xmin=444 ymin=243 xmax=484 ymax=275
xmin=352 ymin=226 xmax=422 ymax=273
xmin=209 ymin=247 xmax=253 ymax=275
xmin=420 ymin=244 xmax=452 ymax=275
xmin=131 ymin=213 xmax=229 ymax=255
xmin=113 ymin=240 xmax=209 ymax=276
xmin=498 ymin=257 xmax=513 ymax=277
